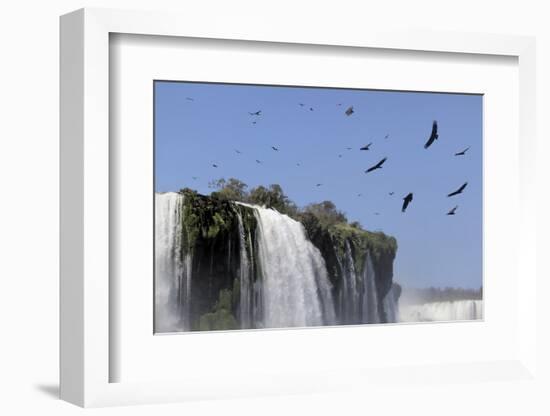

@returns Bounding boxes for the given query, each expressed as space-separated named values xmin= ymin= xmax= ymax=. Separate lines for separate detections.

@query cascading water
xmin=337 ymin=240 xmax=360 ymax=324
xmin=399 ymin=300 xmax=483 ymax=322
xmin=361 ymin=251 xmax=379 ymax=324
xmin=252 ymin=206 xmax=336 ymax=328
xmin=236 ymin=211 xmax=253 ymax=329
xmin=382 ymin=285 xmax=399 ymax=323
xmin=155 ymin=192 xmax=191 ymax=332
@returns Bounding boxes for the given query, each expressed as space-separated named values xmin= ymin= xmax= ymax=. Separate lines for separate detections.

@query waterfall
xmin=252 ymin=206 xmax=336 ymax=328
xmin=361 ymin=251 xmax=380 ymax=324
xmin=338 ymin=240 xmax=359 ymax=324
xmin=399 ymin=300 xmax=483 ymax=322
xmin=382 ymin=285 xmax=399 ymax=323
xmin=155 ymin=192 xmax=191 ymax=332
xmin=236 ymin=211 xmax=252 ymax=329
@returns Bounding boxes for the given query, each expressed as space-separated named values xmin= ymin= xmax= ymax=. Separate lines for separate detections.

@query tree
xmin=303 ymin=201 xmax=347 ymax=228
xmin=248 ymin=184 xmax=298 ymax=216
xmin=208 ymin=178 xmax=248 ymax=201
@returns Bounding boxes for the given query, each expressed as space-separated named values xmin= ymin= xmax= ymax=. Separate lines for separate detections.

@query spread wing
xmin=376 ymin=157 xmax=387 ymax=168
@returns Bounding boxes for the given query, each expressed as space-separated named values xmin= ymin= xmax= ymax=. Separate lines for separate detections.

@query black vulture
xmin=447 ymin=182 xmax=468 ymax=197
xmin=446 ymin=206 xmax=458 ymax=215
xmin=402 ymin=193 xmax=413 ymax=213
xmin=365 ymin=157 xmax=387 ymax=173
xmin=424 ymin=120 xmax=439 ymax=149
xmin=455 ymin=146 xmax=470 ymax=156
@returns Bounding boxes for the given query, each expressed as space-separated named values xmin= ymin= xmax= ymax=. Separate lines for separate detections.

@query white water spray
xmin=155 ymin=192 xmax=191 ymax=332
xmin=400 ymin=300 xmax=483 ymax=322
xmin=252 ymin=206 xmax=336 ymax=328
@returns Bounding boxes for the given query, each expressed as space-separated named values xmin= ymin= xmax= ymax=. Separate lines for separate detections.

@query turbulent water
xmin=399 ymin=300 xmax=483 ymax=322
xmin=155 ymin=192 xmax=189 ymax=332
xmin=252 ymin=205 xmax=336 ymax=328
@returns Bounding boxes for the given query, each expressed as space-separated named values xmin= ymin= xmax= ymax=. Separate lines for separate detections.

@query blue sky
xmin=155 ymin=81 xmax=482 ymax=290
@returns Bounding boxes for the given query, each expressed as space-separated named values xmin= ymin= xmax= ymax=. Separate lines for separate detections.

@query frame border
xmin=60 ymin=7 xmax=537 ymax=407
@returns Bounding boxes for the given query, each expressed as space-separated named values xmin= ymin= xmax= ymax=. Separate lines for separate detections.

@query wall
xmin=0 ymin=0 xmax=548 ymax=415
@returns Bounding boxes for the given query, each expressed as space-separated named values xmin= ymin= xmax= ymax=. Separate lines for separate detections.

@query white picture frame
xmin=60 ymin=8 xmax=538 ymax=408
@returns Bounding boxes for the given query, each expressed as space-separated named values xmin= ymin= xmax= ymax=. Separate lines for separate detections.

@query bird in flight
xmin=252 ymin=121 xmax=257 ymax=125
xmin=447 ymin=182 xmax=468 ymax=197
xmin=316 ymin=183 xmax=322 ymax=187
xmin=249 ymin=110 xmax=262 ymax=116
xmin=389 ymin=191 xmax=395 ymax=196
xmin=345 ymin=106 xmax=354 ymax=116
xmin=309 ymin=107 xmax=314 ymax=111
xmin=185 ymin=97 xmax=194 ymax=101
xmin=357 ymin=193 xmax=362 ymax=197
xmin=271 ymin=146 xmax=279 ymax=151
xmin=454 ymin=146 xmax=471 ymax=156
xmin=424 ymin=120 xmax=439 ymax=149
xmin=296 ymin=162 xmax=301 ymax=166
xmin=402 ymin=193 xmax=413 ymax=213
xmin=446 ymin=206 xmax=458 ymax=215
xmin=256 ymin=159 xmax=262 ymax=164
xmin=360 ymin=143 xmax=372 ymax=151
xmin=299 ymin=103 xmax=305 ymax=107
xmin=212 ymin=164 xmax=218 ymax=168
xmin=235 ymin=149 xmax=242 ymax=154
xmin=365 ymin=157 xmax=387 ymax=173
xmin=338 ymin=154 xmax=343 ymax=158
xmin=192 ymin=176 xmax=198 ymax=180
xmin=337 ymin=103 xmax=343 ymax=106
xmin=374 ymin=212 xmax=380 ymax=216
xmin=346 ymin=147 xmax=352 ymax=150
xmin=384 ymin=134 xmax=390 ymax=139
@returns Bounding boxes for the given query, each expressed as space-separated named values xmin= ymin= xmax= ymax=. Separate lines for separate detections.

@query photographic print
xmin=154 ymin=81 xmax=483 ymax=333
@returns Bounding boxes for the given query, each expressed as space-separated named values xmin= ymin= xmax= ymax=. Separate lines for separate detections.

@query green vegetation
xmin=198 ymin=289 xmax=238 ymax=331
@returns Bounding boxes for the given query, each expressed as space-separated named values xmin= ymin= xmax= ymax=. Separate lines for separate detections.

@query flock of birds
xmin=185 ymin=97 xmax=472 ymax=217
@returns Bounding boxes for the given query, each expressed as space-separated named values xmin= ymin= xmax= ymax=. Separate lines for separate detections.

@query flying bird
xmin=447 ymin=182 xmax=468 ymax=197
xmin=365 ymin=157 xmax=387 ymax=173
xmin=346 ymin=147 xmax=352 ymax=150
xmin=192 ymin=176 xmax=198 ymax=180
xmin=357 ymin=193 xmax=362 ymax=197
xmin=212 ymin=164 xmax=218 ymax=168
xmin=345 ymin=106 xmax=354 ymax=116
xmin=455 ymin=146 xmax=471 ymax=156
xmin=360 ymin=143 xmax=372 ymax=151
xmin=384 ymin=134 xmax=390 ymax=139
xmin=424 ymin=120 xmax=439 ymax=149
xmin=271 ymin=146 xmax=279 ymax=151
xmin=337 ymin=103 xmax=343 ymax=106
xmin=296 ymin=162 xmax=301 ymax=166
xmin=299 ymin=103 xmax=305 ymax=107
xmin=235 ymin=149 xmax=242 ymax=154
xmin=389 ymin=192 xmax=395 ymax=196
xmin=185 ymin=97 xmax=194 ymax=101
xmin=374 ymin=212 xmax=380 ymax=216
xmin=249 ymin=110 xmax=262 ymax=116
xmin=252 ymin=121 xmax=257 ymax=125
xmin=316 ymin=183 xmax=322 ymax=187
xmin=256 ymin=159 xmax=262 ymax=164
xmin=402 ymin=193 xmax=413 ymax=213
xmin=446 ymin=206 xmax=458 ymax=215
xmin=309 ymin=107 xmax=314 ymax=111
xmin=338 ymin=154 xmax=343 ymax=158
